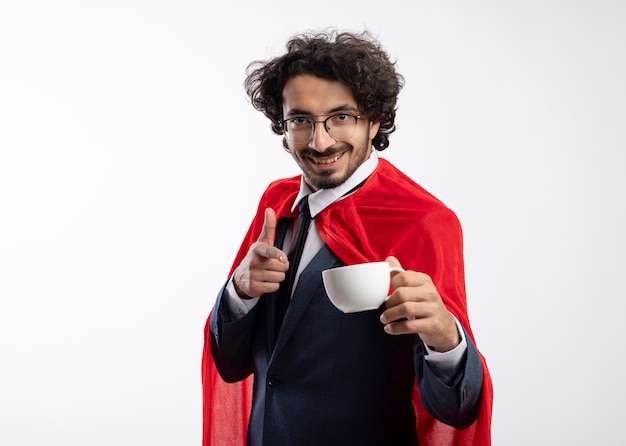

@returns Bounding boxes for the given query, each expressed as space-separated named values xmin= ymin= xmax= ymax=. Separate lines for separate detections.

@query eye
xmin=289 ymin=117 xmax=310 ymax=126
xmin=330 ymin=114 xmax=352 ymax=124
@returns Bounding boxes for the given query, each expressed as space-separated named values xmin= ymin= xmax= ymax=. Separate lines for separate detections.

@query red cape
xmin=202 ymin=158 xmax=493 ymax=445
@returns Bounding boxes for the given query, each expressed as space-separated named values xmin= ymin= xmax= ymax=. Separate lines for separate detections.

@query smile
xmin=311 ymin=152 xmax=344 ymax=164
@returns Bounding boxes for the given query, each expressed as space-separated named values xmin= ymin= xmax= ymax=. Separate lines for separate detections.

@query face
xmin=281 ymin=75 xmax=380 ymax=191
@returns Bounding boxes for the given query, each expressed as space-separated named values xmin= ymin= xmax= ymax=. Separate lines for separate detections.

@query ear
xmin=369 ymin=120 xmax=381 ymax=142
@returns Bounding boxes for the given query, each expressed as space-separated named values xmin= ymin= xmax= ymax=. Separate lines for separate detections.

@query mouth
xmin=309 ymin=152 xmax=344 ymax=165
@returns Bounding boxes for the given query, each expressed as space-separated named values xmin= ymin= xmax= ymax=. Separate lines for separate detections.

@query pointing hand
xmin=232 ymin=208 xmax=289 ymax=299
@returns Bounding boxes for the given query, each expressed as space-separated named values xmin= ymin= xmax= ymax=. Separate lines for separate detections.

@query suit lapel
xmin=271 ymin=245 xmax=342 ymax=360
xmin=265 ymin=217 xmax=293 ymax=350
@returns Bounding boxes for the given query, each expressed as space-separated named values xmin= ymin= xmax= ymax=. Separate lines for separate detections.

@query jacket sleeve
xmin=414 ymin=324 xmax=484 ymax=429
xmin=210 ymin=281 xmax=258 ymax=383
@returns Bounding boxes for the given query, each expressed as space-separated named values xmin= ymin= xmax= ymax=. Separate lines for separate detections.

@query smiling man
xmin=202 ymin=30 xmax=493 ymax=446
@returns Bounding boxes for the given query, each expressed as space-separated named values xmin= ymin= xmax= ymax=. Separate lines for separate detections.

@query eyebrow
xmin=284 ymin=104 xmax=359 ymax=118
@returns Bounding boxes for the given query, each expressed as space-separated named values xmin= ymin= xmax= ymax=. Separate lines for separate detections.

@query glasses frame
xmin=280 ymin=113 xmax=363 ymax=144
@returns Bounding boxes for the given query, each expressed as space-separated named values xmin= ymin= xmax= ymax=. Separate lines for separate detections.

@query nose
xmin=308 ymin=121 xmax=335 ymax=153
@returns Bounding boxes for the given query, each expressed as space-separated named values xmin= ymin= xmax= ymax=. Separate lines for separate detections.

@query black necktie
xmin=275 ymin=195 xmax=311 ymax=333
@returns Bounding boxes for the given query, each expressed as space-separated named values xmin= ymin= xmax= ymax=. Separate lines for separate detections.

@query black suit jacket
xmin=211 ymin=223 xmax=483 ymax=446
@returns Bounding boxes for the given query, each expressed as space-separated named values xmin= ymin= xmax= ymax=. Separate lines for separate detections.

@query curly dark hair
xmin=244 ymin=29 xmax=405 ymax=151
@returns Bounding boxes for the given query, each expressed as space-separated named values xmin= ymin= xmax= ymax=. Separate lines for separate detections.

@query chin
xmin=308 ymin=171 xmax=347 ymax=190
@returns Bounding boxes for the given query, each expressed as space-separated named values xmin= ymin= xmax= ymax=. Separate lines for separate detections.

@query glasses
xmin=280 ymin=113 xmax=363 ymax=144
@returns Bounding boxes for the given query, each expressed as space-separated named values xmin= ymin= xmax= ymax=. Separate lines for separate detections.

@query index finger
xmin=252 ymin=243 xmax=286 ymax=262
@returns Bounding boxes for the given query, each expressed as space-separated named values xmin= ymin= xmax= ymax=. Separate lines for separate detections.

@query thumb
xmin=257 ymin=208 xmax=277 ymax=246
xmin=385 ymin=255 xmax=403 ymax=270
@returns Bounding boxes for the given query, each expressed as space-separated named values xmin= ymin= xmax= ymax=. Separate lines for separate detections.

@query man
xmin=202 ymin=30 xmax=493 ymax=445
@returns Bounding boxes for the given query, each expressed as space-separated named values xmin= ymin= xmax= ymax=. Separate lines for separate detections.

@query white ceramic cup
xmin=322 ymin=261 xmax=404 ymax=313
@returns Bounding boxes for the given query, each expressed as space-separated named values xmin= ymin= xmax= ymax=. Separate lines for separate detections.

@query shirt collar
xmin=291 ymin=150 xmax=379 ymax=218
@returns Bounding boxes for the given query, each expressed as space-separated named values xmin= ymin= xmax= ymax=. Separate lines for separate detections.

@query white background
xmin=1 ymin=1 xmax=625 ymax=445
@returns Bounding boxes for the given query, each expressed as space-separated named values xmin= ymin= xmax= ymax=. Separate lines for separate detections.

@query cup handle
xmin=384 ymin=266 xmax=405 ymax=302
